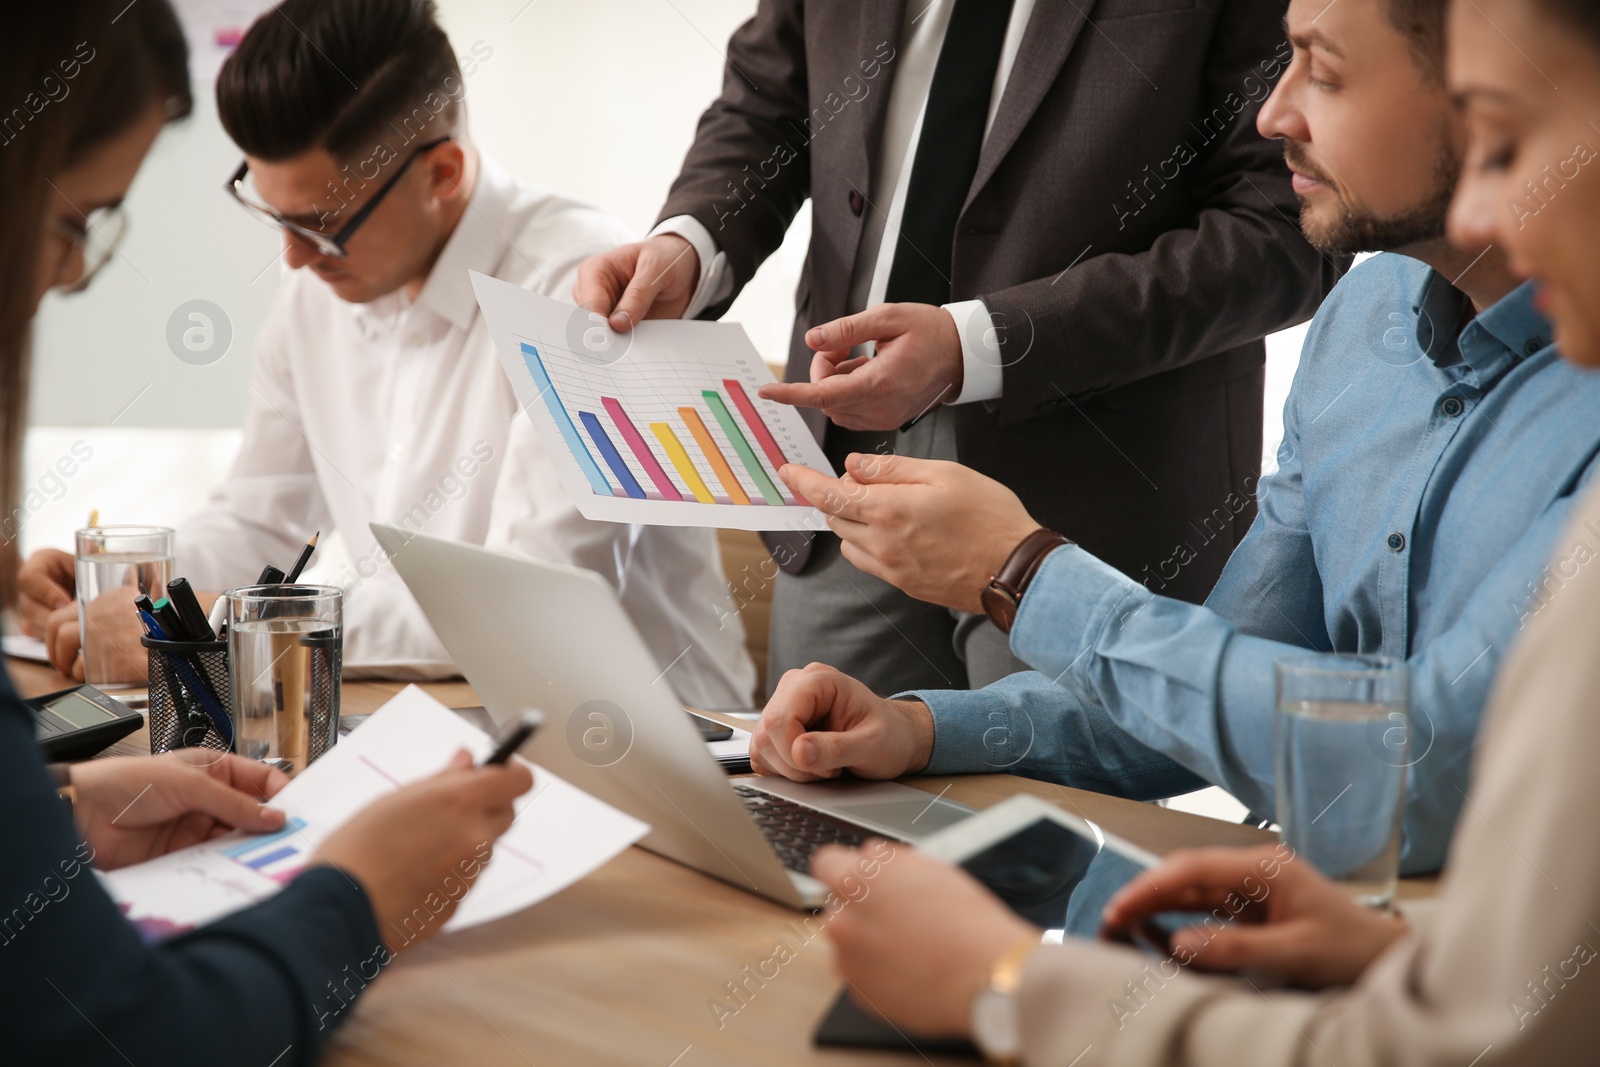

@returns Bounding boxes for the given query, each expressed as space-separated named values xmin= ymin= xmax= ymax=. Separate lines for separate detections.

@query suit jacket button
xmin=848 ymin=190 xmax=864 ymax=216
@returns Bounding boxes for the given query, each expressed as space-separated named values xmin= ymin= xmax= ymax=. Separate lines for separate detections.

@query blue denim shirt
xmin=912 ymin=254 xmax=1600 ymax=873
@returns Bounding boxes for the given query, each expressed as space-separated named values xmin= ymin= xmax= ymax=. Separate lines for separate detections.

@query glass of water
xmin=1274 ymin=654 xmax=1410 ymax=907
xmin=75 ymin=525 xmax=174 ymax=689
xmin=226 ymin=585 xmax=342 ymax=773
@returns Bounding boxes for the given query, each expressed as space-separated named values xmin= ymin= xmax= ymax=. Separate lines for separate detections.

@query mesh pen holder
xmin=142 ymin=636 xmax=235 ymax=755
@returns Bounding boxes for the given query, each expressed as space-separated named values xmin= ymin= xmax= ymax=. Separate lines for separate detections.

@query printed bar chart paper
xmin=471 ymin=272 xmax=834 ymax=530
xmin=104 ymin=687 xmax=648 ymax=940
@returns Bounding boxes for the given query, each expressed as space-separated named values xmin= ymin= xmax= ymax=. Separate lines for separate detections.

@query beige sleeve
xmin=1016 ymin=480 xmax=1600 ymax=1067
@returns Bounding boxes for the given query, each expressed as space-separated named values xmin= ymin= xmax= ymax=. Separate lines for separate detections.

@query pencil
xmin=284 ymin=531 xmax=319 ymax=583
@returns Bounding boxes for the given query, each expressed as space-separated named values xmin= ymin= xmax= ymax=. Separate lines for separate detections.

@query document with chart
xmin=471 ymin=272 xmax=834 ymax=531
xmin=103 ymin=687 xmax=648 ymax=939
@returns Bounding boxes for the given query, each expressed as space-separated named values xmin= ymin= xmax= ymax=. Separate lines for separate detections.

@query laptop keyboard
xmin=733 ymin=782 xmax=876 ymax=874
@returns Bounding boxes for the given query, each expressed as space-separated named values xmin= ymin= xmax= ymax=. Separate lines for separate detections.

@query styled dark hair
xmin=0 ymin=0 xmax=191 ymax=606
xmin=1384 ymin=0 xmax=1449 ymax=82
xmin=216 ymin=0 xmax=464 ymax=163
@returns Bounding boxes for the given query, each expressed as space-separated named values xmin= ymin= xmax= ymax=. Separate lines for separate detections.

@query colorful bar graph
xmin=679 ymin=407 xmax=750 ymax=505
xmin=221 ymin=817 xmax=310 ymax=884
xmin=519 ymin=343 xmax=613 ymax=497
xmin=221 ymin=818 xmax=307 ymax=859
xmin=602 ymin=397 xmax=682 ymax=501
xmin=244 ymin=846 xmax=298 ymax=870
xmin=723 ymin=379 xmax=791 ymax=472
xmin=650 ymin=423 xmax=715 ymax=504
xmin=703 ymin=390 xmax=785 ymax=505
xmin=580 ymin=411 xmax=645 ymax=499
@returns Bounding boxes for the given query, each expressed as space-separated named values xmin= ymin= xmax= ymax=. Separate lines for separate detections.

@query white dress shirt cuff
xmin=943 ymin=298 xmax=1005 ymax=404
xmin=650 ymin=215 xmax=734 ymax=319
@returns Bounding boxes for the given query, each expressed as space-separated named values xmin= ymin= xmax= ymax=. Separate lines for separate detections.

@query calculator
xmin=30 ymin=683 xmax=145 ymax=761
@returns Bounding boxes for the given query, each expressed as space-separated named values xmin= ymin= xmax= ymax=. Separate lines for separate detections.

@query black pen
xmin=482 ymin=711 xmax=544 ymax=766
xmin=284 ymin=531 xmax=319 ymax=583
xmin=166 ymin=577 xmax=215 ymax=642
xmin=151 ymin=596 xmax=191 ymax=643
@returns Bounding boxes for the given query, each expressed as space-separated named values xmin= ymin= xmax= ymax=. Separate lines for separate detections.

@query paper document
xmin=104 ymin=686 xmax=649 ymax=939
xmin=708 ymin=724 xmax=752 ymax=771
xmin=472 ymin=272 xmax=835 ymax=531
xmin=2 ymin=634 xmax=51 ymax=663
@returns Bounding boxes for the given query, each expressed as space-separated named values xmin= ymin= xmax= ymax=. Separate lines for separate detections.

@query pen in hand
xmin=482 ymin=711 xmax=544 ymax=766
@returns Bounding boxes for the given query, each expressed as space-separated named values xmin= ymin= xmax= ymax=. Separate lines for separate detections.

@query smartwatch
xmin=980 ymin=529 xmax=1073 ymax=634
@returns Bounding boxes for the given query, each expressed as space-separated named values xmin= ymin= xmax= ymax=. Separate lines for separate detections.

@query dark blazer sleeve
xmin=985 ymin=0 xmax=1344 ymax=424
xmin=0 ymin=669 xmax=384 ymax=1066
xmin=654 ymin=0 xmax=811 ymax=310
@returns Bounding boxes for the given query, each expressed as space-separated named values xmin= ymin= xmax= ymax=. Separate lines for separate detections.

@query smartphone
xmin=816 ymin=794 xmax=1128 ymax=1050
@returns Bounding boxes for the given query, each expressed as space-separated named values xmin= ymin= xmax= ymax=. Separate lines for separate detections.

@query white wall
xmin=430 ymin=0 xmax=812 ymax=368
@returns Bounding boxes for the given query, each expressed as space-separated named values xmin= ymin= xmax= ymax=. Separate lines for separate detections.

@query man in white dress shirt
xmin=15 ymin=0 xmax=756 ymax=709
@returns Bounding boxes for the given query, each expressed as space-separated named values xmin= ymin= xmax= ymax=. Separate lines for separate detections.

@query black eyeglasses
xmin=225 ymin=136 xmax=452 ymax=258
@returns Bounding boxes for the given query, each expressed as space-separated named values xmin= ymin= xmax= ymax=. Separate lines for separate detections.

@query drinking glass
xmin=1275 ymin=654 xmax=1409 ymax=907
xmin=226 ymin=585 xmax=342 ymax=773
xmin=75 ymin=525 xmax=174 ymax=688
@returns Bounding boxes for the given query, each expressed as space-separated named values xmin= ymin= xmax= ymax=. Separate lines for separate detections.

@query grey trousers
xmin=765 ymin=408 xmax=1030 ymax=697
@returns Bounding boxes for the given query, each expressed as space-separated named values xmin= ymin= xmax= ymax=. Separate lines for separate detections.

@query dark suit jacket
xmin=659 ymin=0 xmax=1345 ymax=601
xmin=0 ymin=667 xmax=382 ymax=1065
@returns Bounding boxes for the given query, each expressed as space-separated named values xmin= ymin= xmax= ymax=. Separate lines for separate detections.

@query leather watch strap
xmin=980 ymin=529 xmax=1073 ymax=634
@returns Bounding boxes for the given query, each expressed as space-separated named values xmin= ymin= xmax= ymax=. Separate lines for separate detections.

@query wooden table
xmin=8 ymin=658 xmax=1432 ymax=1066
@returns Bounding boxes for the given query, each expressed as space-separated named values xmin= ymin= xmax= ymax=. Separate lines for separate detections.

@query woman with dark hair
xmin=797 ymin=0 xmax=1600 ymax=1062
xmin=2 ymin=9 xmax=531 ymax=1062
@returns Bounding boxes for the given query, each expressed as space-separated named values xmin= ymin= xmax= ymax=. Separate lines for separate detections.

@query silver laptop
xmin=372 ymin=523 xmax=974 ymax=909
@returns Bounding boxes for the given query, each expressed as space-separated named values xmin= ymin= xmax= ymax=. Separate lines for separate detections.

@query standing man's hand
xmin=751 ymin=662 xmax=934 ymax=782
xmin=779 ymin=454 xmax=1045 ymax=614
xmin=572 ymin=234 xmax=701 ymax=331
xmin=759 ymin=303 xmax=964 ymax=430
xmin=17 ymin=547 xmax=76 ymax=639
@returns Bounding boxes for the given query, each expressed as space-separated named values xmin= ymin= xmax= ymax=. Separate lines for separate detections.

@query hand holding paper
xmin=317 ymin=746 xmax=531 ymax=948
xmin=105 ymin=687 xmax=649 ymax=942
xmin=473 ymin=273 xmax=834 ymax=530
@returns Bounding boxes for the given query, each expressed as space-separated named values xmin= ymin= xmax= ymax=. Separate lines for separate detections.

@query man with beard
xmin=746 ymin=0 xmax=1600 ymax=883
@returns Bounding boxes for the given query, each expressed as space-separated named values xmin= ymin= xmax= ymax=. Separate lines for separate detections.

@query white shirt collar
xmin=351 ymin=154 xmax=518 ymax=336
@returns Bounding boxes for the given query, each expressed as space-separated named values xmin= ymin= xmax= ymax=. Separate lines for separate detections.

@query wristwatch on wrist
xmin=47 ymin=763 xmax=76 ymax=815
xmin=980 ymin=529 xmax=1074 ymax=634
xmin=971 ymin=935 xmax=1041 ymax=1065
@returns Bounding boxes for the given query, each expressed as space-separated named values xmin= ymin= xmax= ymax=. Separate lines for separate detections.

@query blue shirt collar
xmin=1414 ymin=271 xmax=1551 ymax=381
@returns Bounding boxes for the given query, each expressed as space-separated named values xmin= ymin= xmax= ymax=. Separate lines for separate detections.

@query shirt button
xmin=848 ymin=190 xmax=865 ymax=217
xmin=1441 ymin=397 xmax=1464 ymax=417
xmin=1387 ymin=532 xmax=1406 ymax=552
xmin=408 ymin=334 xmax=425 ymax=348
xmin=389 ymin=442 xmax=405 ymax=460
xmin=1525 ymin=338 xmax=1543 ymax=355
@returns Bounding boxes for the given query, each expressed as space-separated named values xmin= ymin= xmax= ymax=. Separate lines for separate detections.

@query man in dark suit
xmin=576 ymin=0 xmax=1343 ymax=697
